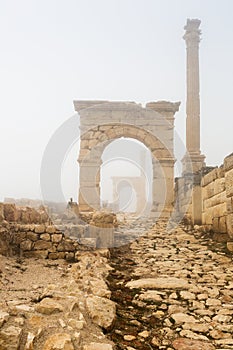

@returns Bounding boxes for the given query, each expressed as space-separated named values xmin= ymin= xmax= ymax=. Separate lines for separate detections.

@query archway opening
xmin=100 ymin=137 xmax=152 ymax=214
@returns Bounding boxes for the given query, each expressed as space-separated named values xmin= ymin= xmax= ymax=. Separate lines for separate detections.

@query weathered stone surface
xmin=0 ymin=311 xmax=9 ymax=327
xmin=40 ymin=233 xmax=51 ymax=241
xmin=57 ymin=241 xmax=75 ymax=252
xmin=35 ymin=298 xmax=64 ymax=315
xmin=173 ymin=338 xmax=215 ymax=350
xmin=46 ymin=226 xmax=56 ymax=234
xmin=26 ymin=232 xmax=39 ymax=241
xmin=126 ymin=277 xmax=190 ymax=290
xmin=0 ymin=325 xmax=22 ymax=350
xmin=83 ymin=343 xmax=113 ymax=350
xmin=171 ymin=313 xmax=197 ymax=324
xmin=88 ymin=278 xmax=111 ymax=298
xmin=43 ymin=333 xmax=74 ymax=350
xmin=34 ymin=240 xmax=53 ymax=250
xmin=51 ymin=234 xmax=63 ymax=243
xmin=34 ymin=225 xmax=46 ymax=233
xmin=139 ymin=290 xmax=163 ymax=302
xmin=86 ymin=296 xmax=116 ymax=329
xmin=0 ymin=203 xmax=5 ymax=222
xmin=3 ymin=203 xmax=18 ymax=222
xmin=20 ymin=239 xmax=33 ymax=251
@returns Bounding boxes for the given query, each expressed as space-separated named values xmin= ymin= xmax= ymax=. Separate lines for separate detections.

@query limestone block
xmin=212 ymin=203 xmax=227 ymax=218
xmin=227 ymin=242 xmax=233 ymax=252
xmin=35 ymin=298 xmax=64 ymax=315
xmin=23 ymin=250 xmax=48 ymax=259
xmin=12 ymin=232 xmax=26 ymax=245
xmin=34 ymin=240 xmax=53 ymax=251
xmin=202 ymin=211 xmax=213 ymax=225
xmin=0 ymin=325 xmax=22 ymax=350
xmin=106 ymin=129 xmax=117 ymax=139
xmin=201 ymin=168 xmax=218 ymax=187
xmin=204 ymin=198 xmax=212 ymax=210
xmin=217 ymin=166 xmax=225 ymax=178
xmin=86 ymin=296 xmax=116 ymax=329
xmin=219 ymin=216 xmax=227 ymax=233
xmin=3 ymin=203 xmax=18 ymax=222
xmin=57 ymin=241 xmax=75 ymax=252
xmin=48 ymin=252 xmax=65 ymax=260
xmin=46 ymin=226 xmax=56 ymax=234
xmin=26 ymin=232 xmax=39 ymax=241
xmin=83 ymin=344 xmax=113 ymax=350
xmin=226 ymin=197 xmax=233 ymax=213
xmin=0 ymin=311 xmax=9 ymax=327
xmin=20 ymin=239 xmax=33 ymax=251
xmin=227 ymin=214 xmax=233 ymax=238
xmin=225 ymin=168 xmax=233 ymax=197
xmin=224 ymin=153 xmax=233 ymax=172
xmin=212 ymin=217 xmax=219 ymax=232
xmin=210 ymin=192 xmax=226 ymax=207
xmin=34 ymin=225 xmax=45 ymax=233
xmin=204 ymin=183 xmax=215 ymax=200
xmin=40 ymin=233 xmax=51 ymax=241
xmin=171 ymin=313 xmax=197 ymax=324
xmin=126 ymin=277 xmax=190 ymax=290
xmin=172 ymin=338 xmax=215 ymax=350
xmin=214 ymin=178 xmax=225 ymax=195
xmin=0 ymin=203 xmax=5 ymax=222
xmin=79 ymin=148 xmax=90 ymax=160
xmin=51 ymin=234 xmax=63 ymax=243
xmin=43 ymin=333 xmax=74 ymax=350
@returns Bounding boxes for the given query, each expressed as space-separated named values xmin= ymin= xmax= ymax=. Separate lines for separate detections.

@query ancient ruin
xmin=0 ymin=18 xmax=233 ymax=350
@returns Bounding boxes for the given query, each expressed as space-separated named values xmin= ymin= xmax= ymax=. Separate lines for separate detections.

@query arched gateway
xmin=74 ymin=100 xmax=180 ymax=217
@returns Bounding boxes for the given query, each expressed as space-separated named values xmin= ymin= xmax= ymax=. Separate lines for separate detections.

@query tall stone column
xmin=182 ymin=19 xmax=205 ymax=174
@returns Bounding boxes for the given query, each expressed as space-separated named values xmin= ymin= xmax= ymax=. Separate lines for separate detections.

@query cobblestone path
xmin=107 ymin=219 xmax=233 ymax=350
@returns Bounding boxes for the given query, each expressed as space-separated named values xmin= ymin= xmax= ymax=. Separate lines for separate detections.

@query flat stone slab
xmin=173 ymin=338 xmax=215 ymax=350
xmin=126 ymin=277 xmax=190 ymax=290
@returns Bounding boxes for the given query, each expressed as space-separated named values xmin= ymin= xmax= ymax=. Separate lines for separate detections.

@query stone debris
xmin=126 ymin=277 xmax=190 ymax=290
xmin=1 ymin=214 xmax=233 ymax=349
xmin=0 ymin=250 xmax=114 ymax=349
xmin=107 ymin=218 xmax=233 ymax=349
xmin=86 ymin=296 xmax=116 ymax=329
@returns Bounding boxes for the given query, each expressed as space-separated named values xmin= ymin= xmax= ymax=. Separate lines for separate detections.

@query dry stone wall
xmin=0 ymin=204 xmax=117 ymax=258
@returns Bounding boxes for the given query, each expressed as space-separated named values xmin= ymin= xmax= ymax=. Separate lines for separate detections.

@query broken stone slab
xmin=42 ymin=333 xmax=74 ymax=350
xmin=0 ymin=311 xmax=9 ymax=327
xmin=0 ymin=325 xmax=22 ymax=350
xmin=171 ymin=313 xmax=198 ymax=324
xmin=172 ymin=338 xmax=215 ymax=350
xmin=35 ymin=298 xmax=64 ymax=315
xmin=83 ymin=343 xmax=113 ymax=350
xmin=126 ymin=277 xmax=190 ymax=290
xmin=86 ymin=296 xmax=116 ymax=329
xmin=138 ymin=290 xmax=163 ymax=302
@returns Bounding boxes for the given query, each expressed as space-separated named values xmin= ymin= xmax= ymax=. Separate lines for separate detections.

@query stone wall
xmin=0 ymin=204 xmax=117 ymax=257
xmin=0 ymin=222 xmax=90 ymax=260
xmin=175 ymin=153 xmax=233 ymax=245
xmin=202 ymin=154 xmax=233 ymax=239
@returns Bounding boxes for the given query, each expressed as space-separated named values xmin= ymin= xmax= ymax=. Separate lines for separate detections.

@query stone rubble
xmin=0 ymin=250 xmax=114 ymax=349
xmin=1 ymin=214 xmax=233 ymax=349
xmin=107 ymin=218 xmax=233 ymax=349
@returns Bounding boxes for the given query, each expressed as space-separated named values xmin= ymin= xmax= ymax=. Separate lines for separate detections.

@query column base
xmin=182 ymin=152 xmax=206 ymax=174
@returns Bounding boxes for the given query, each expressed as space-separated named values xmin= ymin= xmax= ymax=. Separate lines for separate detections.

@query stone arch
xmin=75 ymin=100 xmax=180 ymax=217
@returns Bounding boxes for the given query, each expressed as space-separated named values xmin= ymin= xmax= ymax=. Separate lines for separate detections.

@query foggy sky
xmin=0 ymin=0 xmax=233 ymax=202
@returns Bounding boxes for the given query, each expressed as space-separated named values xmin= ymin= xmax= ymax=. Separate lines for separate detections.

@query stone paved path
xmin=107 ymin=219 xmax=233 ymax=350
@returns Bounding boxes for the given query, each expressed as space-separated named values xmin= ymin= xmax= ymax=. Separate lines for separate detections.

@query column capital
xmin=183 ymin=18 xmax=201 ymax=45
